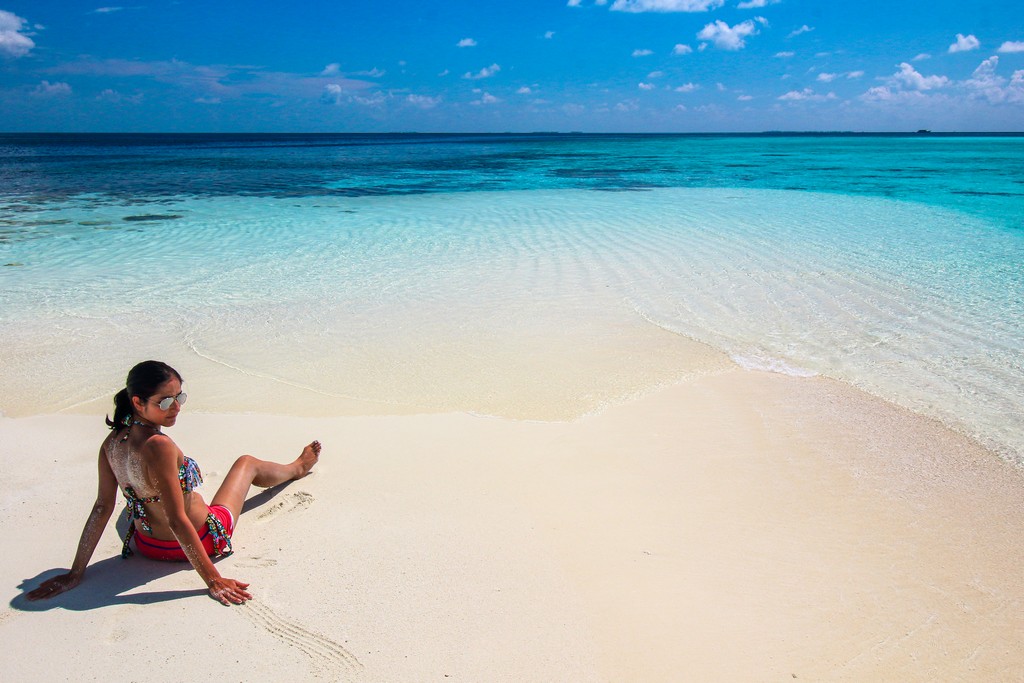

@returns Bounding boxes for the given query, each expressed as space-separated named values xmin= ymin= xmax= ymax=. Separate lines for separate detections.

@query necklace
xmin=120 ymin=419 xmax=162 ymax=441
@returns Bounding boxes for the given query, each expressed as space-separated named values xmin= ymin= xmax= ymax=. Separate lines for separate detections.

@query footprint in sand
xmin=255 ymin=491 xmax=314 ymax=523
xmin=241 ymin=600 xmax=361 ymax=677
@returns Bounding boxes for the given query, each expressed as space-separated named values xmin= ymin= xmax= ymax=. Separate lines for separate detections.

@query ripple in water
xmin=1 ymin=187 xmax=1021 ymax=464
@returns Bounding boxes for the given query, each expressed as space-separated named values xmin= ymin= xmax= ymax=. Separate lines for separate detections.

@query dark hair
xmin=106 ymin=360 xmax=183 ymax=430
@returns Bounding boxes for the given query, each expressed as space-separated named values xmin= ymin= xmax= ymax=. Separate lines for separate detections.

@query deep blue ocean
xmin=1 ymin=133 xmax=1022 ymax=461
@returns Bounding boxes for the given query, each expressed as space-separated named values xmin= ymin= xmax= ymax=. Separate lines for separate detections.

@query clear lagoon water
xmin=1 ymin=133 xmax=1022 ymax=463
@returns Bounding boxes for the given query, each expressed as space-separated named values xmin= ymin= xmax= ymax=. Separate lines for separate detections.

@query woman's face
xmin=135 ymin=376 xmax=184 ymax=427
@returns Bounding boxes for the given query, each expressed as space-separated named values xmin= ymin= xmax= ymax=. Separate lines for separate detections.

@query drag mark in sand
xmin=242 ymin=600 xmax=362 ymax=677
xmin=233 ymin=554 xmax=279 ymax=569
xmin=255 ymin=490 xmax=314 ymax=523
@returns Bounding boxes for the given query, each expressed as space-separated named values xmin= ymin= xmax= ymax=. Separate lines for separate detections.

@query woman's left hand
xmin=26 ymin=572 xmax=82 ymax=601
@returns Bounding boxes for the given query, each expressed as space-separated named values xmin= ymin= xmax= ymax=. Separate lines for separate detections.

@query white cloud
xmin=647 ymin=70 xmax=665 ymax=78
xmin=892 ymin=62 xmax=949 ymax=90
xmin=778 ymin=87 xmax=835 ymax=102
xmin=674 ymin=82 xmax=698 ymax=92
xmin=737 ymin=94 xmax=754 ymax=100
xmin=92 ymin=7 xmax=124 ymax=13
xmin=860 ymin=86 xmax=890 ymax=102
xmin=457 ymin=38 xmax=477 ymax=48
xmin=697 ymin=20 xmax=759 ymax=50
xmin=966 ymin=56 xmax=1001 ymax=90
xmin=787 ymin=25 xmax=813 ymax=38
xmin=965 ymin=56 xmax=1024 ymax=103
xmin=860 ymin=62 xmax=955 ymax=104
xmin=638 ymin=82 xmax=656 ymax=90
xmin=47 ymin=55 xmax=376 ymax=105
xmin=472 ymin=92 xmax=500 ymax=105
xmin=321 ymin=63 xmax=341 ymax=76
xmin=737 ymin=0 xmax=779 ymax=8
xmin=195 ymin=97 xmax=221 ymax=105
xmin=354 ymin=67 xmax=386 ymax=78
xmin=948 ymin=33 xmax=980 ymax=53
xmin=544 ymin=31 xmax=555 ymax=39
xmin=352 ymin=91 xmax=389 ymax=107
xmin=407 ymin=93 xmax=442 ymax=108
xmin=517 ymin=86 xmax=532 ymax=94
xmin=913 ymin=53 xmax=931 ymax=61
xmin=567 ymin=0 xmax=583 ymax=6
xmin=611 ymin=0 xmax=724 ymax=12
xmin=817 ymin=72 xmax=837 ymax=82
xmin=321 ymin=83 xmax=344 ymax=104
xmin=846 ymin=70 xmax=864 ymax=79
xmin=632 ymin=48 xmax=654 ymax=57
xmin=97 ymin=88 xmax=143 ymax=104
xmin=775 ymin=51 xmax=794 ymax=58
xmin=673 ymin=44 xmax=693 ymax=55
xmin=463 ymin=63 xmax=501 ymax=80
xmin=859 ymin=86 xmax=929 ymax=103
xmin=0 ymin=9 xmax=35 ymax=59
xmin=998 ymin=41 xmax=1024 ymax=54
xmin=32 ymin=80 xmax=72 ymax=97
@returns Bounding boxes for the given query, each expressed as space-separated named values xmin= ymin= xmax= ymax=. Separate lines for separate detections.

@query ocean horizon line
xmin=3 ymin=130 xmax=1024 ymax=139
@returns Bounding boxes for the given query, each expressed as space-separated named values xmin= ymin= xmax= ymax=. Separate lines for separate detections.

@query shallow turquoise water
xmin=1 ymin=134 xmax=1022 ymax=462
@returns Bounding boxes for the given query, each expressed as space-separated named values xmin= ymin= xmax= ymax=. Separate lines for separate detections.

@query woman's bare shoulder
xmin=139 ymin=432 xmax=182 ymax=461
xmin=100 ymin=429 xmax=120 ymax=453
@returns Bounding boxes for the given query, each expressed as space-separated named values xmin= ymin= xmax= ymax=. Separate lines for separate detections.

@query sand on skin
xmin=2 ymin=366 xmax=1023 ymax=681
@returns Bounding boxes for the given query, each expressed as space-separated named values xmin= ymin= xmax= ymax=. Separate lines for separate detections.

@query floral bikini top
xmin=124 ymin=455 xmax=204 ymax=521
xmin=120 ymin=454 xmax=202 ymax=556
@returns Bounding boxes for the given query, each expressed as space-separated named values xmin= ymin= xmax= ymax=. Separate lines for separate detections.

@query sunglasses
xmin=151 ymin=391 xmax=187 ymax=410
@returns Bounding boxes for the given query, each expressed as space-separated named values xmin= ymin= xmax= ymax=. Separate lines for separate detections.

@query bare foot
xmin=294 ymin=440 xmax=321 ymax=478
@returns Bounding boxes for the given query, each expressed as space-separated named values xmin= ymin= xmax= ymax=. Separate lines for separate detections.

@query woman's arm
xmin=26 ymin=443 xmax=120 ymax=600
xmin=146 ymin=436 xmax=252 ymax=605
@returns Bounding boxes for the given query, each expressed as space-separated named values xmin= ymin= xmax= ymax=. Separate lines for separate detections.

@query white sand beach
xmin=4 ymin=359 xmax=1024 ymax=681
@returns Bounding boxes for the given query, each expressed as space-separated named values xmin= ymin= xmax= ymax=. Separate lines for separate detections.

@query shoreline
xmin=3 ymin=366 xmax=1023 ymax=681
xmin=50 ymin=344 xmax=1023 ymax=471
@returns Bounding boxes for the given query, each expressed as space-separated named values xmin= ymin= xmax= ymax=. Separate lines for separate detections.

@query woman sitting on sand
xmin=27 ymin=360 xmax=320 ymax=606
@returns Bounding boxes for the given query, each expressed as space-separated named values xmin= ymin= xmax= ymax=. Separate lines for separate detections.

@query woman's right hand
xmin=26 ymin=572 xmax=82 ymax=601
xmin=208 ymin=577 xmax=252 ymax=605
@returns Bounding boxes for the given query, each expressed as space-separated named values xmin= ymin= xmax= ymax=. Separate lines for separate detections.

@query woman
xmin=27 ymin=360 xmax=320 ymax=606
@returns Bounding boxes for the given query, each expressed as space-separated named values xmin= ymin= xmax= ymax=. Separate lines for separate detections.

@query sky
xmin=1 ymin=0 xmax=1022 ymax=133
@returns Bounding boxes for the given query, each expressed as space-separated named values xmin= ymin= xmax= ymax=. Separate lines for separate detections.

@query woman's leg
xmin=211 ymin=441 xmax=321 ymax=524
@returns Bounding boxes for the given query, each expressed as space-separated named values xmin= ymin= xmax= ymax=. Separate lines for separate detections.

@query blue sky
xmin=1 ymin=0 xmax=1022 ymax=132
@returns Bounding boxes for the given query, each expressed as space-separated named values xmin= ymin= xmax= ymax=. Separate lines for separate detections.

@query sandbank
xmin=2 ymin=366 xmax=1023 ymax=681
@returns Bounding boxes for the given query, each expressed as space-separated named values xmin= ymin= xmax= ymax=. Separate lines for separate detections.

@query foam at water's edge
xmin=730 ymin=354 xmax=819 ymax=378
